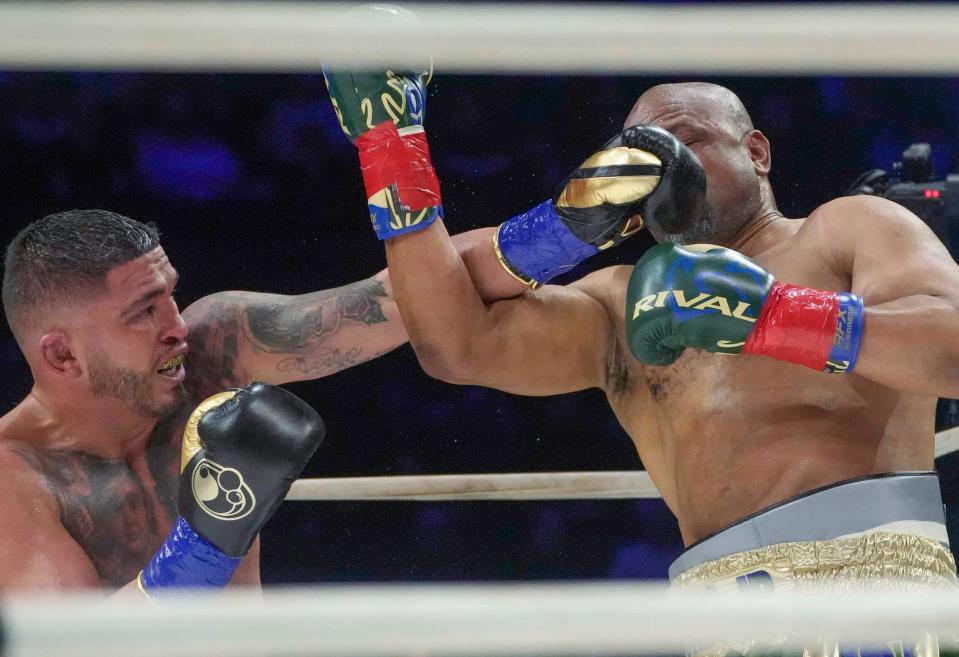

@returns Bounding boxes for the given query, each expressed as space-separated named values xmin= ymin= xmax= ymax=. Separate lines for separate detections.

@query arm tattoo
xmin=184 ymin=278 xmax=393 ymax=386
xmin=243 ymin=278 xmax=388 ymax=353
xmin=186 ymin=302 xmax=244 ymax=398
xmin=276 ymin=346 xmax=399 ymax=376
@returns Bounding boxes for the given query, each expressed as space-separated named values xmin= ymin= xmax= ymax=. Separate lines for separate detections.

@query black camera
xmin=847 ymin=143 xmax=959 ymax=251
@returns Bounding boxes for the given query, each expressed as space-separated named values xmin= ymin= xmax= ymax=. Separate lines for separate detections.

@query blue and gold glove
xmin=138 ymin=383 xmax=324 ymax=595
xmin=494 ymin=125 xmax=706 ymax=288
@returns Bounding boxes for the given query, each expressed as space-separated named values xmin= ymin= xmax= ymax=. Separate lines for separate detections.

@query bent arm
xmin=184 ymin=271 xmax=404 ymax=388
xmin=386 ymin=219 xmax=618 ymax=395
xmin=819 ymin=196 xmax=959 ymax=397
xmin=183 ymin=228 xmax=526 ymax=389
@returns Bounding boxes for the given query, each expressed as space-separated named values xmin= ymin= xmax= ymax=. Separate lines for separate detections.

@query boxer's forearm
xmin=386 ymin=220 xmax=494 ymax=381
xmin=854 ymin=295 xmax=959 ymax=397
xmin=451 ymin=228 xmax=530 ymax=302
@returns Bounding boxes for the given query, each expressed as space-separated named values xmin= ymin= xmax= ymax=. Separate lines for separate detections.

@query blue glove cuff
xmin=825 ymin=292 xmax=864 ymax=373
xmin=368 ymin=193 xmax=443 ymax=240
xmin=141 ymin=517 xmax=242 ymax=592
xmin=496 ymin=200 xmax=599 ymax=285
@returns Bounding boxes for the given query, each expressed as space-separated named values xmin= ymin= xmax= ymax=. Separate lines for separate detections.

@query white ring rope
xmin=1 ymin=2 xmax=959 ymax=74
xmin=5 ymin=583 xmax=959 ymax=657
xmin=287 ymin=470 xmax=661 ymax=501
xmin=287 ymin=425 xmax=959 ymax=502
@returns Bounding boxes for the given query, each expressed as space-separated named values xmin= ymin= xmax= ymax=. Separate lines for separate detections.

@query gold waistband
xmin=672 ymin=533 xmax=958 ymax=657
xmin=674 ymin=532 xmax=957 ymax=592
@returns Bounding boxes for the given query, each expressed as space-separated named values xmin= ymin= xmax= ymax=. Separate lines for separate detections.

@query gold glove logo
xmin=191 ymin=458 xmax=256 ymax=521
xmin=632 ymin=290 xmax=757 ymax=322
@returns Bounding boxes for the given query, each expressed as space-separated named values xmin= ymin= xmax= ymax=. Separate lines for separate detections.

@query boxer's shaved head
xmin=625 ymin=82 xmax=755 ymax=136
xmin=624 ymin=83 xmax=773 ymax=245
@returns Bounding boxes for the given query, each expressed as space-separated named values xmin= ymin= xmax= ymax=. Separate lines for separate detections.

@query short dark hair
xmin=2 ymin=209 xmax=160 ymax=340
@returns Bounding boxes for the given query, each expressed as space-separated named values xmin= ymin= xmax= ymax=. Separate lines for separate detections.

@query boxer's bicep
xmin=812 ymin=196 xmax=959 ymax=395
xmin=0 ymin=454 xmax=100 ymax=590
xmin=425 ymin=269 xmax=619 ymax=396
xmin=821 ymin=196 xmax=959 ymax=305
xmin=183 ymin=272 xmax=407 ymax=387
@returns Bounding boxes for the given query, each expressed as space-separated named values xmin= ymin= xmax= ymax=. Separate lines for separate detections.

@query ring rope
xmin=5 ymin=584 xmax=959 ymax=657
xmin=287 ymin=425 xmax=959 ymax=502
xmin=287 ymin=470 xmax=659 ymax=501
xmin=1 ymin=2 xmax=959 ymax=74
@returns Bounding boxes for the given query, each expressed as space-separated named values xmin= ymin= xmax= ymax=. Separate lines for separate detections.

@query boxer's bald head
xmin=626 ymin=82 xmax=754 ymax=136
xmin=625 ymin=83 xmax=774 ymax=245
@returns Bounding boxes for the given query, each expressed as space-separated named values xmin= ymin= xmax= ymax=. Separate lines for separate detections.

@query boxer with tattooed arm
xmin=0 ymin=207 xmax=523 ymax=592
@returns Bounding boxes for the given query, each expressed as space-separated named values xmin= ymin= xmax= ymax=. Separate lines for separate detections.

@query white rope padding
xmin=288 ymin=425 xmax=959 ymax=501
xmin=286 ymin=470 xmax=660 ymax=501
xmin=5 ymin=583 xmax=959 ymax=656
xmin=2 ymin=2 xmax=959 ymax=74
xmin=935 ymin=424 xmax=959 ymax=459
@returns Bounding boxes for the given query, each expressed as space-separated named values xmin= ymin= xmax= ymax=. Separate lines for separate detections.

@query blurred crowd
xmin=2 ymin=70 xmax=958 ymax=583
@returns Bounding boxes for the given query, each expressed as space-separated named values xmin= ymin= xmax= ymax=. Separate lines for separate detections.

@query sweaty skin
xmin=387 ymin=83 xmax=959 ymax=545
xmin=0 ymin=227 xmax=522 ymax=591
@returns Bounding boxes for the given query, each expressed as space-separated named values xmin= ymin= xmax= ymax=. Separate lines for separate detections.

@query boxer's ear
xmin=746 ymin=130 xmax=771 ymax=177
xmin=39 ymin=331 xmax=81 ymax=379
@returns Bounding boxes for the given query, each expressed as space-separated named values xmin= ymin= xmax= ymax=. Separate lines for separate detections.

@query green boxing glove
xmin=626 ymin=243 xmax=865 ymax=373
xmin=324 ymin=65 xmax=428 ymax=140
xmin=323 ymin=4 xmax=442 ymax=240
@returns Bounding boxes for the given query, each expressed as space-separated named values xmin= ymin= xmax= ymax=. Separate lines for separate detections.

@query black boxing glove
xmin=494 ymin=125 xmax=706 ymax=287
xmin=138 ymin=382 xmax=325 ymax=594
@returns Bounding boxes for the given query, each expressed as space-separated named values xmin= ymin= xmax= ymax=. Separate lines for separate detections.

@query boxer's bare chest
xmin=608 ymin=228 xmax=846 ymax=426
xmin=602 ymin=227 xmax=929 ymax=531
xmin=12 ymin=410 xmax=188 ymax=587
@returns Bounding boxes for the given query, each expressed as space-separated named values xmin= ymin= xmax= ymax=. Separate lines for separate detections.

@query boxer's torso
xmin=599 ymin=213 xmax=936 ymax=545
xmin=0 ymin=351 xmax=261 ymax=590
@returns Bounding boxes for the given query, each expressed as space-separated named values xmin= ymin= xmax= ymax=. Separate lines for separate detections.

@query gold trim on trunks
xmin=672 ymin=533 xmax=958 ymax=657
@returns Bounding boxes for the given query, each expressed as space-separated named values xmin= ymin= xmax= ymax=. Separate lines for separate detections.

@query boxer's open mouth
xmin=158 ymin=353 xmax=185 ymax=376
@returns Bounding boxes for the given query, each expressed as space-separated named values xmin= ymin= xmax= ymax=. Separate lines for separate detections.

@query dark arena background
xmin=2 ymin=47 xmax=959 ymax=584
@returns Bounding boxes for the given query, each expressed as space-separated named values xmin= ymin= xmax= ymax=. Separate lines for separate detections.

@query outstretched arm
xmin=182 ymin=228 xmax=526 ymax=390
xmin=380 ymin=122 xmax=701 ymax=394
xmin=318 ymin=11 xmax=701 ymax=394
xmin=387 ymin=220 xmax=621 ymax=395
xmin=816 ymin=195 xmax=959 ymax=397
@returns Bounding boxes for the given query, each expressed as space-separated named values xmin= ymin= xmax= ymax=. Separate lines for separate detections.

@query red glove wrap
xmin=355 ymin=121 xmax=441 ymax=210
xmin=742 ymin=282 xmax=840 ymax=371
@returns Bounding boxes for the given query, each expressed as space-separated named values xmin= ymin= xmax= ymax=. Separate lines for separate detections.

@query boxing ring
xmin=2 ymin=2 xmax=959 ymax=656
xmin=0 ymin=2 xmax=958 ymax=74
xmin=0 ymin=425 xmax=956 ymax=656
xmin=287 ymin=425 xmax=959 ymax=500
xmin=7 ymin=584 xmax=959 ymax=656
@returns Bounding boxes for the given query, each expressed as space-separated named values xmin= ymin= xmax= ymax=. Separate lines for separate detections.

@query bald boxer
xmin=328 ymin=70 xmax=959 ymax=655
xmin=0 ymin=206 xmax=521 ymax=592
